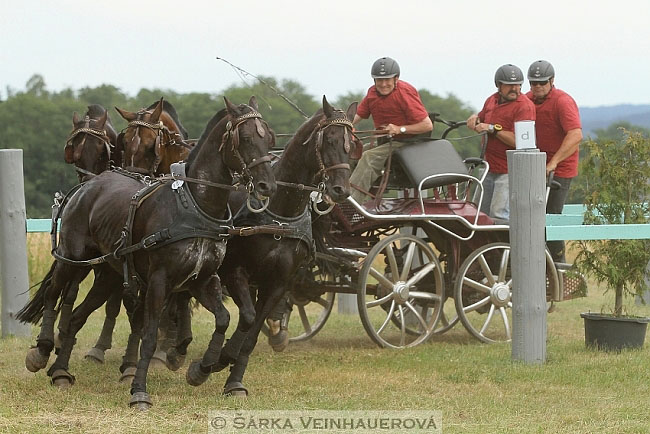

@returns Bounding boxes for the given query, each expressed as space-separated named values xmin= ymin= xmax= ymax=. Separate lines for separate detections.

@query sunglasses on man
xmin=530 ymin=80 xmax=549 ymax=86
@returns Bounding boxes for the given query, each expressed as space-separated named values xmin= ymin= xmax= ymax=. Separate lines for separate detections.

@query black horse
xmin=64 ymin=104 xmax=120 ymax=182
xmin=17 ymin=96 xmax=276 ymax=409
xmin=183 ymin=96 xmax=356 ymax=396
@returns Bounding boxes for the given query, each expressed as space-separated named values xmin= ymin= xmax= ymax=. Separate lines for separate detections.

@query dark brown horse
xmin=64 ymin=104 xmax=119 ymax=182
xmin=183 ymin=96 xmax=356 ymax=396
xmin=84 ymin=98 xmax=192 ymax=365
xmin=115 ymin=97 xmax=192 ymax=175
xmin=17 ymin=97 xmax=276 ymax=409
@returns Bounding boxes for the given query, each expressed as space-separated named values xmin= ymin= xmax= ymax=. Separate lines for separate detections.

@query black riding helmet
xmin=371 ymin=57 xmax=400 ymax=79
xmin=494 ymin=64 xmax=524 ymax=87
xmin=528 ymin=60 xmax=555 ymax=81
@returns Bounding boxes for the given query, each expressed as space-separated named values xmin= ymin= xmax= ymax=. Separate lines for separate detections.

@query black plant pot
xmin=581 ymin=312 xmax=650 ymax=351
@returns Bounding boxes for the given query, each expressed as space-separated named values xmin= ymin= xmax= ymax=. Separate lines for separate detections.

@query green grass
xmin=2 ymin=236 xmax=650 ymax=433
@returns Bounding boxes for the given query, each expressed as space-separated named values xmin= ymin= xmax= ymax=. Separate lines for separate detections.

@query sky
xmin=2 ymin=1 xmax=650 ymax=112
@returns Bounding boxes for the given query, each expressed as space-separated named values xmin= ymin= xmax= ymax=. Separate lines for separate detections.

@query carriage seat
xmin=391 ymin=139 xmax=470 ymax=191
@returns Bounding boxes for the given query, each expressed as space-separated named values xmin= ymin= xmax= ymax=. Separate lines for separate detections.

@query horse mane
xmin=86 ymin=104 xmax=107 ymax=119
xmin=186 ymin=108 xmax=228 ymax=165
xmin=283 ymin=108 xmax=324 ymax=150
xmin=146 ymin=100 xmax=189 ymax=139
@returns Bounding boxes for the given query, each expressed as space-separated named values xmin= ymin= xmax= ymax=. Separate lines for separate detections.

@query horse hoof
xmin=149 ymin=350 xmax=167 ymax=369
xmin=84 ymin=347 xmax=105 ymax=364
xmin=186 ymin=361 xmax=210 ymax=387
xmin=268 ymin=329 xmax=289 ymax=353
xmin=129 ymin=392 xmax=153 ymax=411
xmin=25 ymin=347 xmax=49 ymax=373
xmin=50 ymin=369 xmax=75 ymax=389
xmin=165 ymin=348 xmax=186 ymax=372
xmin=223 ymin=382 xmax=248 ymax=398
xmin=119 ymin=367 xmax=137 ymax=384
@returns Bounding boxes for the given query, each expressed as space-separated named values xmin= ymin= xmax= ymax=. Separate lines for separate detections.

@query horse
xmin=64 ymin=104 xmax=119 ymax=182
xmin=16 ymin=96 xmax=277 ymax=410
xmin=84 ymin=98 xmax=192 ymax=365
xmin=115 ymin=97 xmax=193 ymax=175
xmin=182 ymin=96 xmax=356 ymax=396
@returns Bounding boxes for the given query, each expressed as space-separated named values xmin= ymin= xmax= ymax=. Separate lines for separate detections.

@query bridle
xmin=65 ymin=115 xmax=113 ymax=179
xmin=220 ymin=109 xmax=274 ymax=213
xmin=124 ymin=110 xmax=192 ymax=174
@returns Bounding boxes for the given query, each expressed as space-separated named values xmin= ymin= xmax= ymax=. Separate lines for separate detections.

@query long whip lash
xmin=216 ymin=57 xmax=309 ymax=119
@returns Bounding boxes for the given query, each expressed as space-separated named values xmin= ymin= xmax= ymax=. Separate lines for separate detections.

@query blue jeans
xmin=480 ymin=172 xmax=509 ymax=221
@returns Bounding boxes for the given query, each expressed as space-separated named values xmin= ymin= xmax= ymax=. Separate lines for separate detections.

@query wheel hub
xmin=393 ymin=282 xmax=410 ymax=304
xmin=490 ymin=283 xmax=511 ymax=307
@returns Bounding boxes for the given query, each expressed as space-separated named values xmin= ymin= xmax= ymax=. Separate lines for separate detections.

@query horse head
xmin=115 ymin=97 xmax=190 ymax=175
xmin=218 ymin=96 xmax=277 ymax=199
xmin=305 ymin=96 xmax=357 ymax=203
xmin=65 ymin=105 xmax=118 ymax=181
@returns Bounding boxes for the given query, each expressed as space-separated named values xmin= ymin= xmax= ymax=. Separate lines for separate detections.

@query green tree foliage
xmin=1 ymin=74 xmax=477 ymax=217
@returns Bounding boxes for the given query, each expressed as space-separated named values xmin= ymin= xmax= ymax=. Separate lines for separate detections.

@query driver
xmin=349 ymin=57 xmax=433 ymax=203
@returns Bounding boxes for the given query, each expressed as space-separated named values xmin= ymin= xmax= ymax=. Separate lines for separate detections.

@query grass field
xmin=1 ymin=234 xmax=650 ymax=433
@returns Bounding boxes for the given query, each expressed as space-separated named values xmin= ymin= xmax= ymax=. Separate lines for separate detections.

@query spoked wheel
xmin=454 ymin=242 xmax=558 ymax=343
xmin=285 ymin=291 xmax=335 ymax=342
xmin=357 ymin=233 xmax=444 ymax=349
xmin=433 ymin=297 xmax=460 ymax=334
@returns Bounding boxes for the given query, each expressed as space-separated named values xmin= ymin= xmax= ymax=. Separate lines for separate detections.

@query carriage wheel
xmin=454 ymin=242 xmax=558 ymax=344
xmin=287 ymin=291 xmax=335 ymax=342
xmin=433 ymin=298 xmax=460 ymax=334
xmin=357 ymin=233 xmax=444 ymax=349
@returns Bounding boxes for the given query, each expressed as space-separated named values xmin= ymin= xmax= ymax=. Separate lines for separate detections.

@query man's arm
xmin=546 ymin=128 xmax=583 ymax=174
xmin=384 ymin=116 xmax=433 ymax=136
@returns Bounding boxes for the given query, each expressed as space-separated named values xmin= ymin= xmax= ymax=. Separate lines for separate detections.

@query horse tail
xmin=15 ymin=262 xmax=56 ymax=324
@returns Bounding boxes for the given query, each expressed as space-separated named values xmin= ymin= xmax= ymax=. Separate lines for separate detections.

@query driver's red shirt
xmin=357 ymin=81 xmax=429 ymax=139
xmin=479 ymin=92 xmax=536 ymax=174
xmin=526 ymin=87 xmax=582 ymax=178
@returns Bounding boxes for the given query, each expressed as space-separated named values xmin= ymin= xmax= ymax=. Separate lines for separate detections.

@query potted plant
xmin=572 ymin=128 xmax=650 ymax=351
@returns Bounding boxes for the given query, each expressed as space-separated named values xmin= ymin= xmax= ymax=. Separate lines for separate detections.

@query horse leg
xmin=20 ymin=263 xmax=88 ymax=373
xmin=165 ymin=292 xmax=192 ymax=371
xmin=266 ymin=293 xmax=291 ymax=352
xmin=213 ymin=267 xmax=256 ymax=372
xmin=118 ymin=294 xmax=143 ymax=385
xmin=223 ymin=283 xmax=289 ymax=397
xmin=47 ymin=266 xmax=118 ymax=388
xmin=85 ymin=289 xmax=122 ymax=364
xmin=186 ymin=274 xmax=230 ymax=387
xmin=129 ymin=269 xmax=168 ymax=410
xmin=151 ymin=298 xmax=177 ymax=369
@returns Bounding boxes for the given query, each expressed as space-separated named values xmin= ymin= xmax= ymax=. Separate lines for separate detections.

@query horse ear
xmin=248 ymin=96 xmax=259 ymax=111
xmin=115 ymin=106 xmax=137 ymax=121
xmin=346 ymin=102 xmax=358 ymax=122
xmin=72 ymin=111 xmax=80 ymax=126
xmin=322 ymin=95 xmax=334 ymax=118
xmin=224 ymin=97 xmax=238 ymax=116
xmin=150 ymin=98 xmax=164 ymax=122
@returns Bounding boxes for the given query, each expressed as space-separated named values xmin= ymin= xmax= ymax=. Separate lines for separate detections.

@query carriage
xmin=265 ymin=115 xmax=587 ymax=349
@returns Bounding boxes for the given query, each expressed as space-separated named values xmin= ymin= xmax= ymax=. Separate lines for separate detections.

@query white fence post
xmin=0 ymin=149 xmax=31 ymax=337
xmin=508 ymin=149 xmax=546 ymax=363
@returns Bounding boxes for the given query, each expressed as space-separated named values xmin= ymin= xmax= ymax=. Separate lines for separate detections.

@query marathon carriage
xmin=268 ymin=115 xmax=586 ymax=349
